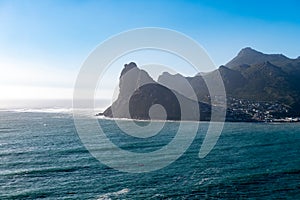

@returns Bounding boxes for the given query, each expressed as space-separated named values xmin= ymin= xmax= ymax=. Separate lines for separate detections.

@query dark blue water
xmin=0 ymin=111 xmax=299 ymax=199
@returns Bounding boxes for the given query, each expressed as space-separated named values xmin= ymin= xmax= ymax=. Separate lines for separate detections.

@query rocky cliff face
xmin=103 ymin=62 xmax=155 ymax=119
xmin=103 ymin=62 xmax=211 ymax=121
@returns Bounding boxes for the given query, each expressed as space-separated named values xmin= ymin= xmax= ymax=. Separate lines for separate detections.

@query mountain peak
xmin=218 ymin=65 xmax=230 ymax=70
xmin=226 ymin=47 xmax=290 ymax=69
xmin=237 ymin=47 xmax=263 ymax=57
xmin=120 ymin=62 xmax=138 ymax=77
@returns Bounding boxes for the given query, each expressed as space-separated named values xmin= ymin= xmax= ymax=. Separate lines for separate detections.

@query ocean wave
xmin=96 ymin=188 xmax=130 ymax=200
xmin=1 ymin=165 xmax=83 ymax=176
xmin=96 ymin=115 xmax=203 ymax=124
xmin=0 ymin=108 xmax=73 ymax=113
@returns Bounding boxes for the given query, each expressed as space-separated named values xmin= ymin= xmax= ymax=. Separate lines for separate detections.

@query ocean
xmin=0 ymin=110 xmax=299 ymax=199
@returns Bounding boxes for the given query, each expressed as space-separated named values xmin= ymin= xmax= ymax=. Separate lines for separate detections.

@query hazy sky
xmin=1 ymin=0 xmax=300 ymax=101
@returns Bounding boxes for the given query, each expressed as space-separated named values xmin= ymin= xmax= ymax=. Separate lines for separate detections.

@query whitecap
xmin=96 ymin=188 xmax=130 ymax=200
xmin=1 ymin=108 xmax=73 ymax=113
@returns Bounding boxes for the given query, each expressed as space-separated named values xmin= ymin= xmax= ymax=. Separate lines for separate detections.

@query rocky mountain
xmin=158 ymin=72 xmax=210 ymax=103
xmin=100 ymin=48 xmax=300 ymax=121
xmin=225 ymin=47 xmax=291 ymax=69
xmin=224 ymin=48 xmax=300 ymax=115
xmin=102 ymin=62 xmax=212 ymax=121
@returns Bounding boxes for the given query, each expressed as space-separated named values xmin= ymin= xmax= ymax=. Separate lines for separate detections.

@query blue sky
xmin=1 ymin=0 xmax=300 ymax=100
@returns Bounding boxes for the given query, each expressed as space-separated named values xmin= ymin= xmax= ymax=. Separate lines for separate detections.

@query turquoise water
xmin=0 ymin=111 xmax=299 ymax=199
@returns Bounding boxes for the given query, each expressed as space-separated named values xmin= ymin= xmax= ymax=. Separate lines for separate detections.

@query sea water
xmin=0 ymin=111 xmax=299 ymax=199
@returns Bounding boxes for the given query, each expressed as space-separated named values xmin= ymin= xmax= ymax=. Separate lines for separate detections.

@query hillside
xmin=100 ymin=48 xmax=300 ymax=121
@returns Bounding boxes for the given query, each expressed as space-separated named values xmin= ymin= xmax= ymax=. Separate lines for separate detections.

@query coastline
xmin=96 ymin=113 xmax=300 ymax=123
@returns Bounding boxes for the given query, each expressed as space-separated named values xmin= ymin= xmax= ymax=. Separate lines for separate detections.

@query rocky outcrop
xmin=102 ymin=62 xmax=211 ymax=121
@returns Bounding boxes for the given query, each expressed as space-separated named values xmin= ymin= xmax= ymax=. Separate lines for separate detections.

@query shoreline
xmin=96 ymin=114 xmax=300 ymax=124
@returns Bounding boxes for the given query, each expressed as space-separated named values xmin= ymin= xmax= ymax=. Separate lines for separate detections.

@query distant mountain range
xmin=100 ymin=48 xmax=300 ymax=121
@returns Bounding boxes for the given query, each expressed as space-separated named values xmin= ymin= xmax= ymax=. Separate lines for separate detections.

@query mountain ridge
xmin=102 ymin=62 xmax=212 ymax=121
xmin=225 ymin=47 xmax=298 ymax=71
xmin=100 ymin=47 xmax=300 ymax=121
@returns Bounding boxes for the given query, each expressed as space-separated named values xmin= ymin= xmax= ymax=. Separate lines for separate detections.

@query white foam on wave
xmin=96 ymin=188 xmax=130 ymax=200
xmin=96 ymin=115 xmax=176 ymax=123
xmin=96 ymin=115 xmax=206 ymax=124
xmin=0 ymin=108 xmax=73 ymax=113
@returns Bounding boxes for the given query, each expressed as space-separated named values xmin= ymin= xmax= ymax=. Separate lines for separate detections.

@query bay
xmin=0 ymin=111 xmax=299 ymax=199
